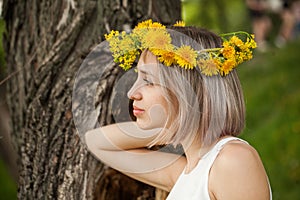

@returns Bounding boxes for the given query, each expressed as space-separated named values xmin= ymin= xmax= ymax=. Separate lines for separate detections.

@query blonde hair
xmin=149 ymin=26 xmax=245 ymax=147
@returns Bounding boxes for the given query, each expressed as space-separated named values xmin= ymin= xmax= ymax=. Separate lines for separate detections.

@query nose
xmin=127 ymin=81 xmax=142 ymax=100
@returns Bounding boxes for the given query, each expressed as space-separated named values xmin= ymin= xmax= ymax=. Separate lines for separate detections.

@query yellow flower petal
xmin=135 ymin=19 xmax=165 ymax=29
xmin=173 ymin=21 xmax=186 ymax=27
xmin=198 ymin=59 xmax=219 ymax=76
xmin=222 ymin=45 xmax=235 ymax=59
xmin=142 ymin=29 xmax=172 ymax=50
xmin=157 ymin=50 xmax=176 ymax=66
xmin=175 ymin=45 xmax=197 ymax=69
xmin=220 ymin=59 xmax=236 ymax=76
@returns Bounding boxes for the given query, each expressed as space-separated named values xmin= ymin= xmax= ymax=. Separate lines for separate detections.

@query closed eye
xmin=143 ymin=78 xmax=154 ymax=86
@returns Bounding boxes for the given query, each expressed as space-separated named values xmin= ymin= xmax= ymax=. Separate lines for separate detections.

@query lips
xmin=133 ymin=106 xmax=145 ymax=116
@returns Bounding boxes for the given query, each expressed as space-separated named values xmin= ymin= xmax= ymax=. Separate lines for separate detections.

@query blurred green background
xmin=1 ymin=0 xmax=299 ymax=199
xmin=182 ymin=0 xmax=300 ymax=199
xmin=0 ymin=17 xmax=18 ymax=199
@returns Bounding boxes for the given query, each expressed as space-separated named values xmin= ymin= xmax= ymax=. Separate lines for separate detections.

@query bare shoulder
xmin=209 ymin=140 xmax=271 ymax=200
xmin=217 ymin=140 xmax=261 ymax=165
xmin=212 ymin=140 xmax=265 ymax=184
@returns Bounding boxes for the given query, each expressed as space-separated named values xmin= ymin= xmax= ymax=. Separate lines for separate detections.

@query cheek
xmin=163 ymin=90 xmax=178 ymax=119
xmin=148 ymin=104 xmax=168 ymax=118
xmin=148 ymin=104 xmax=168 ymax=125
xmin=143 ymin=92 xmax=169 ymax=128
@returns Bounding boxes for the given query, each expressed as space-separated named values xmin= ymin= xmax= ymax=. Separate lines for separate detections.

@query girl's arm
xmin=85 ymin=121 xmax=186 ymax=191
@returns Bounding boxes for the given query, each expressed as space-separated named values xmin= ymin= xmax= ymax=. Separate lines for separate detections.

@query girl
xmin=85 ymin=20 xmax=272 ymax=199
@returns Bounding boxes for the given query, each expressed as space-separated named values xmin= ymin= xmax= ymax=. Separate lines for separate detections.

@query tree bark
xmin=3 ymin=0 xmax=181 ymax=199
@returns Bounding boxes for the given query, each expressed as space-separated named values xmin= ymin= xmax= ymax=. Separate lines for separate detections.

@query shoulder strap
xmin=215 ymin=137 xmax=248 ymax=151
xmin=216 ymin=137 xmax=249 ymax=148
xmin=201 ymin=137 xmax=248 ymax=162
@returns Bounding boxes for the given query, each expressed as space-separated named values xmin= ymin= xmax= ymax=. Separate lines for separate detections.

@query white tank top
xmin=166 ymin=137 xmax=272 ymax=200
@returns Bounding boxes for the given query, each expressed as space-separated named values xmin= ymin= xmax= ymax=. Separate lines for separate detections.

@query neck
xmin=182 ymin=137 xmax=219 ymax=174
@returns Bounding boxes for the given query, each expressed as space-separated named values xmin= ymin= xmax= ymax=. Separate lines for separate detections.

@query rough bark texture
xmin=3 ymin=0 xmax=181 ymax=199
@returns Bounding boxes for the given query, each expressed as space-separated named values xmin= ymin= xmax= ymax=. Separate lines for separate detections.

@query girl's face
xmin=127 ymin=51 xmax=169 ymax=130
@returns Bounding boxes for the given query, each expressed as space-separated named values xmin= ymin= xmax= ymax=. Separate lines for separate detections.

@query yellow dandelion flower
xmin=239 ymin=43 xmax=249 ymax=51
xmin=234 ymin=52 xmax=244 ymax=64
xmin=135 ymin=19 xmax=153 ymax=29
xmin=119 ymin=35 xmax=136 ymax=52
xmin=105 ymin=30 xmax=119 ymax=40
xmin=131 ymin=28 xmax=146 ymax=42
xmin=213 ymin=58 xmax=222 ymax=69
xmin=119 ymin=51 xmax=138 ymax=70
xmin=220 ymin=59 xmax=236 ymax=76
xmin=229 ymin=35 xmax=244 ymax=48
xmin=198 ymin=59 xmax=219 ymax=76
xmin=150 ymin=48 xmax=165 ymax=57
xmin=174 ymin=45 xmax=197 ymax=69
xmin=150 ymin=22 xmax=166 ymax=29
xmin=245 ymin=52 xmax=253 ymax=61
xmin=105 ymin=20 xmax=257 ymax=76
xmin=173 ymin=21 xmax=186 ymax=27
xmin=142 ymin=29 xmax=172 ymax=50
xmin=222 ymin=44 xmax=235 ymax=59
xmin=135 ymin=19 xmax=165 ymax=29
xmin=157 ymin=50 xmax=176 ymax=66
xmin=246 ymin=35 xmax=257 ymax=49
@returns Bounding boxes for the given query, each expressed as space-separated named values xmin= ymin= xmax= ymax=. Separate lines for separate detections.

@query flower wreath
xmin=105 ymin=19 xmax=257 ymax=76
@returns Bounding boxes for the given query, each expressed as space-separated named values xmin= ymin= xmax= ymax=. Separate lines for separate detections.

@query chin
xmin=136 ymin=118 xmax=166 ymax=130
xmin=136 ymin=119 xmax=153 ymax=130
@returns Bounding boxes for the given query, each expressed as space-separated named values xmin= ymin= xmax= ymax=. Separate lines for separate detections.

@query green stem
xmin=220 ymin=31 xmax=250 ymax=37
xmin=198 ymin=47 xmax=222 ymax=53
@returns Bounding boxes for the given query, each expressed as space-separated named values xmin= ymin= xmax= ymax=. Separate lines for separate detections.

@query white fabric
xmin=166 ymin=137 xmax=272 ymax=200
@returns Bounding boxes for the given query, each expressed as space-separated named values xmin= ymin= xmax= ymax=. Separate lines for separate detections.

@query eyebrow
xmin=139 ymin=69 xmax=154 ymax=76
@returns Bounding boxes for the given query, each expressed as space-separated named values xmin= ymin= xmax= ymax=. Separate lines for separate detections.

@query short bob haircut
xmin=147 ymin=26 xmax=245 ymax=148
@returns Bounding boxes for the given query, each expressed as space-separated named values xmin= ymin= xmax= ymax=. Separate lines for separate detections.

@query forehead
xmin=137 ymin=50 xmax=158 ymax=73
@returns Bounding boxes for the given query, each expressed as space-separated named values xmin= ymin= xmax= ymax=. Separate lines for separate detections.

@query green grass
xmin=239 ymin=40 xmax=300 ymax=199
xmin=0 ymin=158 xmax=17 ymax=199
xmin=0 ymin=19 xmax=17 ymax=200
xmin=182 ymin=0 xmax=250 ymax=33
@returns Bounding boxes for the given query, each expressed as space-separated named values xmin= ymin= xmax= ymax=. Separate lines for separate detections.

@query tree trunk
xmin=3 ymin=0 xmax=181 ymax=199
